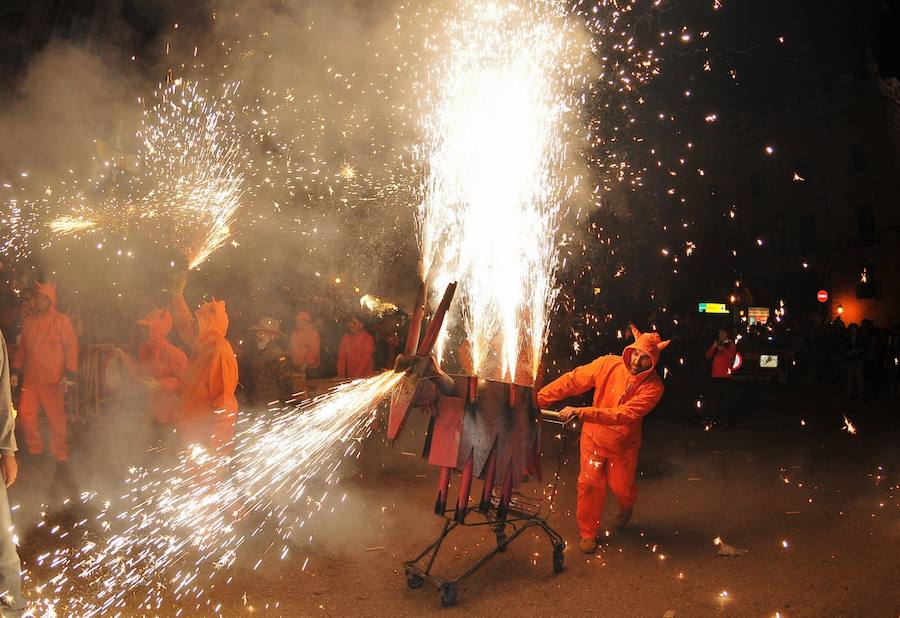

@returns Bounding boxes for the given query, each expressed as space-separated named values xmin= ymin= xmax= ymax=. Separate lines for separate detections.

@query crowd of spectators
xmin=663 ymin=312 xmax=900 ymax=404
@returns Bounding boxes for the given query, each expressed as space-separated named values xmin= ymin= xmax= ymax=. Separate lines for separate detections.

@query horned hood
xmin=196 ymin=299 xmax=229 ymax=341
xmin=34 ymin=281 xmax=57 ymax=309
xmin=622 ymin=325 xmax=670 ymax=376
xmin=137 ymin=308 xmax=174 ymax=342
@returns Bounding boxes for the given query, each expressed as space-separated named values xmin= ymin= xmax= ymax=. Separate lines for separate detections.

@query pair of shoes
xmin=614 ymin=509 xmax=633 ymax=530
xmin=578 ymin=537 xmax=598 ymax=554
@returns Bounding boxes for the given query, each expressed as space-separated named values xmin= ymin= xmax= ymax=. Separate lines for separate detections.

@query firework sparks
xmin=28 ymin=371 xmax=402 ymax=615
xmin=360 ymin=293 xmax=399 ymax=316
xmin=0 ymin=197 xmax=41 ymax=260
xmin=842 ymin=414 xmax=857 ymax=435
xmin=139 ymin=80 xmax=246 ymax=269
xmin=339 ymin=162 xmax=356 ymax=180
xmin=47 ymin=215 xmax=98 ymax=237
xmin=416 ymin=0 xmax=586 ymax=383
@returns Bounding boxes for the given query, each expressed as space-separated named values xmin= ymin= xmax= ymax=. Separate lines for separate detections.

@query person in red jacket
xmin=136 ymin=309 xmax=188 ymax=427
xmin=705 ymin=328 xmax=737 ymax=429
xmin=336 ymin=315 xmax=375 ymax=380
xmin=538 ymin=325 xmax=668 ymax=554
xmin=10 ymin=282 xmax=78 ymax=465
xmin=706 ymin=329 xmax=737 ymax=379
xmin=168 ymin=272 xmax=239 ymax=453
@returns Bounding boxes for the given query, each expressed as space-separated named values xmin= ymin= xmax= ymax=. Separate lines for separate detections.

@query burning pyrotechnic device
xmin=396 ymin=0 xmax=587 ymax=604
xmin=388 ymin=281 xmax=457 ymax=439
xmin=390 ymin=282 xmax=566 ymax=606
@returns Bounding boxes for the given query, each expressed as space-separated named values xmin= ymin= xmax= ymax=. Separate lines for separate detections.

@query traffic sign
xmin=698 ymin=302 xmax=729 ymax=314
xmin=817 ymin=290 xmax=828 ymax=303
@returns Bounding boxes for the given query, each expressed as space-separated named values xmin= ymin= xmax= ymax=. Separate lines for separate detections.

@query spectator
xmin=705 ymin=328 xmax=737 ymax=429
xmin=288 ymin=311 xmax=321 ymax=379
xmin=336 ymin=315 xmax=375 ymax=380
xmin=245 ymin=317 xmax=291 ymax=406
xmin=886 ymin=321 xmax=899 ymax=402
xmin=374 ymin=319 xmax=401 ymax=371
xmin=0 ymin=331 xmax=26 ymax=617
xmin=843 ymin=323 xmax=866 ymax=401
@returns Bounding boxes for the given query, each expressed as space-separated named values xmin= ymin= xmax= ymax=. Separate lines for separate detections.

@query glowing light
xmin=842 ymin=414 xmax=857 ymax=435
xmin=360 ymin=293 xmax=399 ymax=316
xmin=339 ymin=162 xmax=356 ymax=180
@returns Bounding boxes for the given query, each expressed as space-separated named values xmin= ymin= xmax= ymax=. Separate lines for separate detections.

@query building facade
xmin=697 ymin=70 xmax=900 ymax=326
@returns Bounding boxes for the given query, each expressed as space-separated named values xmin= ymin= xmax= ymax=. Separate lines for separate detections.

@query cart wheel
xmin=406 ymin=571 xmax=424 ymax=589
xmin=552 ymin=544 xmax=565 ymax=573
xmin=440 ymin=583 xmax=458 ymax=607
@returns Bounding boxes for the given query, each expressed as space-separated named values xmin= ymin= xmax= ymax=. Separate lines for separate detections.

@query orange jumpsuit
xmin=137 ymin=309 xmax=188 ymax=425
xmin=170 ymin=294 xmax=239 ymax=453
xmin=336 ymin=330 xmax=375 ymax=379
xmin=538 ymin=330 xmax=667 ymax=539
xmin=288 ymin=323 xmax=321 ymax=370
xmin=12 ymin=282 xmax=78 ymax=462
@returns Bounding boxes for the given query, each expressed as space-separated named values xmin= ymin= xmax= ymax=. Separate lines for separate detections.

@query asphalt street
xmin=10 ymin=379 xmax=899 ymax=617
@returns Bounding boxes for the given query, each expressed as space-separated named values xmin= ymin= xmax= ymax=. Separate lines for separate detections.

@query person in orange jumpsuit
xmin=538 ymin=325 xmax=668 ymax=553
xmin=288 ymin=311 xmax=321 ymax=377
xmin=136 ymin=309 xmax=188 ymax=426
xmin=336 ymin=315 xmax=374 ymax=380
xmin=10 ymin=282 xmax=78 ymax=465
xmin=168 ymin=272 xmax=239 ymax=453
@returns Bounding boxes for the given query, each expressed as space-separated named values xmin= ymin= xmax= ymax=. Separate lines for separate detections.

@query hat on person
xmin=249 ymin=317 xmax=283 ymax=336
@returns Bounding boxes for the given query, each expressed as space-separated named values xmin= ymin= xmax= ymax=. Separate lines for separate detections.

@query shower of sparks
xmin=47 ymin=215 xmax=98 ymax=237
xmin=360 ymin=293 xmax=399 ymax=316
xmin=28 ymin=371 xmax=402 ymax=615
xmin=0 ymin=196 xmax=41 ymax=260
xmin=416 ymin=0 xmax=586 ymax=383
xmin=842 ymin=414 xmax=857 ymax=435
xmin=139 ymin=80 xmax=246 ymax=269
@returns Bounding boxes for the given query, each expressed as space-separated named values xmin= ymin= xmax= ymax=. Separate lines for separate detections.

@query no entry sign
xmin=817 ymin=290 xmax=829 ymax=303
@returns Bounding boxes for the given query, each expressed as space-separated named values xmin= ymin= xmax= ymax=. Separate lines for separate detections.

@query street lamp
xmin=837 ymin=304 xmax=844 ymax=316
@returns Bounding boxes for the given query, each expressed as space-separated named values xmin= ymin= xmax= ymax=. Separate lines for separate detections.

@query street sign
xmin=748 ymin=307 xmax=770 ymax=325
xmin=817 ymin=290 xmax=828 ymax=303
xmin=698 ymin=302 xmax=729 ymax=314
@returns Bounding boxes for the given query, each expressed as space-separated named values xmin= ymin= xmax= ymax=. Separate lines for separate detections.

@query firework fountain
xmin=139 ymin=79 xmax=246 ymax=270
xmin=415 ymin=0 xmax=585 ymax=383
